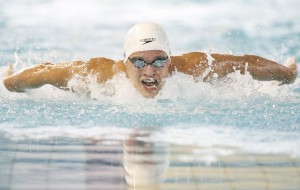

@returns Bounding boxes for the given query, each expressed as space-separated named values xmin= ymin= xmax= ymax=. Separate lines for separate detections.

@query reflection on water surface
xmin=1 ymin=128 xmax=300 ymax=190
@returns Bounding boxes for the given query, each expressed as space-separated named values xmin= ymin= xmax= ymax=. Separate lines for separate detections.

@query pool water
xmin=0 ymin=0 xmax=300 ymax=189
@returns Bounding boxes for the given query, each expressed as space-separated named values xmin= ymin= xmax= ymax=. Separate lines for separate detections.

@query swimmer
xmin=3 ymin=22 xmax=298 ymax=98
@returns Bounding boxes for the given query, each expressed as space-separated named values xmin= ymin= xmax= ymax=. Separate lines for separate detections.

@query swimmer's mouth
xmin=141 ymin=78 xmax=158 ymax=89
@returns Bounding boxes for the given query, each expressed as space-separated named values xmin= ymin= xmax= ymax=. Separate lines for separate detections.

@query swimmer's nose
xmin=143 ymin=65 xmax=156 ymax=76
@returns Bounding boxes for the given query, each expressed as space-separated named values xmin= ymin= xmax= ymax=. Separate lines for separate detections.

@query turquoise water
xmin=0 ymin=0 xmax=300 ymax=189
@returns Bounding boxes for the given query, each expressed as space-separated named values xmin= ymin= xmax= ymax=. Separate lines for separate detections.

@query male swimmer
xmin=3 ymin=22 xmax=298 ymax=98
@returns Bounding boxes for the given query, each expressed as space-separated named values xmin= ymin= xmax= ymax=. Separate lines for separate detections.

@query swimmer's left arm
xmin=208 ymin=54 xmax=298 ymax=84
xmin=173 ymin=52 xmax=297 ymax=84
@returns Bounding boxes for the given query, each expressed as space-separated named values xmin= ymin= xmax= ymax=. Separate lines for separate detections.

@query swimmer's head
xmin=124 ymin=22 xmax=171 ymax=98
xmin=123 ymin=22 xmax=171 ymax=62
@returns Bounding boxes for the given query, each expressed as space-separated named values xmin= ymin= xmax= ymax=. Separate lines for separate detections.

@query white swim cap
xmin=124 ymin=22 xmax=171 ymax=62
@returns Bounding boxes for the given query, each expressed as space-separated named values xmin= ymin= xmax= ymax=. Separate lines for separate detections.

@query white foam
xmin=1 ymin=61 xmax=299 ymax=103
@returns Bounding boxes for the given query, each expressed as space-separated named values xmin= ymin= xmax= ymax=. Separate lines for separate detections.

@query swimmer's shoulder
xmin=169 ymin=52 xmax=208 ymax=74
xmin=85 ymin=57 xmax=126 ymax=81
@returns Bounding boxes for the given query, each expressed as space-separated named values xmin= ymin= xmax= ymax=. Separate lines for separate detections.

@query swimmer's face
xmin=125 ymin=50 xmax=170 ymax=98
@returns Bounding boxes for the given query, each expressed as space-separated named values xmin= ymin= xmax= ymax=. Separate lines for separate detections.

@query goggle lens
xmin=129 ymin=57 xmax=168 ymax=68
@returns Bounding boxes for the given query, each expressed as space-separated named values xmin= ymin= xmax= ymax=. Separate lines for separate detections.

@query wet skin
xmin=125 ymin=50 xmax=170 ymax=98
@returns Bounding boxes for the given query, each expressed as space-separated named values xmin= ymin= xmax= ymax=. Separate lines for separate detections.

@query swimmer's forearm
xmin=242 ymin=55 xmax=297 ymax=84
xmin=209 ymin=54 xmax=297 ymax=84
xmin=3 ymin=63 xmax=72 ymax=92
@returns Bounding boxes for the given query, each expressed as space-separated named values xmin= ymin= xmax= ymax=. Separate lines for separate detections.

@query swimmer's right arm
xmin=3 ymin=57 xmax=119 ymax=93
xmin=3 ymin=62 xmax=74 ymax=92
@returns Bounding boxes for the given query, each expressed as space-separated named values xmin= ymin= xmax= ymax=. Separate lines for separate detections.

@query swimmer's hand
xmin=4 ymin=64 xmax=14 ymax=78
xmin=284 ymin=57 xmax=298 ymax=84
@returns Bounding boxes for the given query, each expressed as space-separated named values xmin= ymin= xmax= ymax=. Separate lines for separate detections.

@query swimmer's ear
xmin=4 ymin=64 xmax=14 ymax=78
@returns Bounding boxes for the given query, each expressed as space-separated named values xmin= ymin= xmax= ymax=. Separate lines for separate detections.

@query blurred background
xmin=0 ymin=0 xmax=299 ymax=65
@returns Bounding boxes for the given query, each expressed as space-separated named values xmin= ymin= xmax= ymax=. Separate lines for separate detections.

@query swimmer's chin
xmin=138 ymin=87 xmax=161 ymax=98
xmin=140 ymin=90 xmax=159 ymax=99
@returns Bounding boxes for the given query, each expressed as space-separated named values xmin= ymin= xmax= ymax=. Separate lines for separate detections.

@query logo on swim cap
xmin=140 ymin=38 xmax=156 ymax=45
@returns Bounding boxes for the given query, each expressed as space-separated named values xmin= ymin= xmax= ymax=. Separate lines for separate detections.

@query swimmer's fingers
xmin=4 ymin=64 xmax=14 ymax=78
xmin=284 ymin=57 xmax=297 ymax=73
xmin=284 ymin=57 xmax=298 ymax=84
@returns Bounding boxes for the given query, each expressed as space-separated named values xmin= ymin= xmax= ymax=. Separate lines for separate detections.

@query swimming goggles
xmin=128 ymin=57 xmax=169 ymax=68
